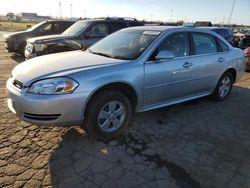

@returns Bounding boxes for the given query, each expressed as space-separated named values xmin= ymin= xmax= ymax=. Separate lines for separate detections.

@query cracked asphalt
xmin=0 ymin=31 xmax=250 ymax=188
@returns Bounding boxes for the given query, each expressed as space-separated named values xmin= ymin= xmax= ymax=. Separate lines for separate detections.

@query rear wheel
xmin=211 ymin=72 xmax=234 ymax=101
xmin=83 ymin=90 xmax=132 ymax=140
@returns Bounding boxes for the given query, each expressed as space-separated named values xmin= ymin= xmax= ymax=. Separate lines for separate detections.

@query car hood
xmin=4 ymin=31 xmax=30 ymax=39
xmin=27 ymin=34 xmax=72 ymax=44
xmin=12 ymin=50 xmax=127 ymax=86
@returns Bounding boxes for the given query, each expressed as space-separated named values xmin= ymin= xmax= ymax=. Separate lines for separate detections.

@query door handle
xmin=183 ymin=62 xmax=193 ymax=68
xmin=217 ymin=57 xmax=225 ymax=62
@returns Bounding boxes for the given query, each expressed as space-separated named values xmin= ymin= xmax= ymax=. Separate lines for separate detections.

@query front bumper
xmin=24 ymin=48 xmax=37 ymax=60
xmin=24 ymin=44 xmax=37 ymax=60
xmin=6 ymin=78 xmax=90 ymax=126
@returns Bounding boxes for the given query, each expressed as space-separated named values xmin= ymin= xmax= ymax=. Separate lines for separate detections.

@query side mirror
xmin=155 ymin=50 xmax=175 ymax=61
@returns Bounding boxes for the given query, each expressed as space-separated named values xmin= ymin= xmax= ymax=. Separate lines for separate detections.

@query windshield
xmin=26 ymin=21 xmax=46 ymax=31
xmin=245 ymin=31 xmax=250 ymax=35
xmin=62 ymin=20 xmax=90 ymax=36
xmin=88 ymin=30 xmax=160 ymax=60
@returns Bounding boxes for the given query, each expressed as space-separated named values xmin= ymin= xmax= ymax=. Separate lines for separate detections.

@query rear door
xmin=188 ymin=32 xmax=227 ymax=92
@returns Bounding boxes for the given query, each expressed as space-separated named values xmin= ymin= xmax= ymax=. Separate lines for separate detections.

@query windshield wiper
xmin=88 ymin=49 xmax=113 ymax=58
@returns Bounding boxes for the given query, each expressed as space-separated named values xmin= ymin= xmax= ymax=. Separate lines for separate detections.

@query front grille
xmin=23 ymin=113 xmax=61 ymax=121
xmin=13 ymin=79 xmax=23 ymax=89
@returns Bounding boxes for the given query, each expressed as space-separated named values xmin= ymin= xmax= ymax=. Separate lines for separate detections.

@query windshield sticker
xmin=142 ymin=31 xmax=161 ymax=35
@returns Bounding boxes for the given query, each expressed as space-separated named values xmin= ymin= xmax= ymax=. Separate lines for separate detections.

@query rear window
xmin=192 ymin=33 xmax=217 ymax=55
xmin=217 ymin=39 xmax=229 ymax=52
xmin=213 ymin=29 xmax=232 ymax=37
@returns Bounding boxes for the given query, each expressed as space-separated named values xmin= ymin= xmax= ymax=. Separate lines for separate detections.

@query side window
xmin=192 ymin=33 xmax=217 ymax=55
xmin=63 ymin=22 xmax=74 ymax=30
xmin=110 ymin=22 xmax=126 ymax=33
xmin=158 ymin=32 xmax=189 ymax=58
xmin=39 ymin=23 xmax=52 ymax=32
xmin=88 ymin=23 xmax=109 ymax=37
xmin=53 ymin=23 xmax=61 ymax=33
xmin=217 ymin=39 xmax=229 ymax=52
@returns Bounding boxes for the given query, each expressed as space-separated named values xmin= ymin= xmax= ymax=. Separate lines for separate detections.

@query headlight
xmin=28 ymin=77 xmax=79 ymax=95
xmin=34 ymin=43 xmax=48 ymax=52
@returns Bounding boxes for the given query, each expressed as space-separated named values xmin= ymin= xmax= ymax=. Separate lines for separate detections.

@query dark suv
xmin=238 ymin=30 xmax=250 ymax=49
xmin=3 ymin=20 xmax=75 ymax=56
xmin=199 ymin=27 xmax=234 ymax=45
xmin=24 ymin=17 xmax=144 ymax=59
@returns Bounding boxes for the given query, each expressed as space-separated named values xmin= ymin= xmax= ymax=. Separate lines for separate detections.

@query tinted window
xmin=126 ymin=21 xmax=144 ymax=27
xmin=53 ymin=23 xmax=61 ymax=33
xmin=213 ymin=29 xmax=232 ymax=38
xmin=63 ymin=22 xmax=74 ymax=30
xmin=39 ymin=23 xmax=52 ymax=32
xmin=158 ymin=32 xmax=189 ymax=57
xmin=192 ymin=33 xmax=217 ymax=55
xmin=63 ymin=20 xmax=90 ymax=36
xmin=110 ymin=22 xmax=126 ymax=33
xmin=217 ymin=39 xmax=229 ymax=52
xmin=89 ymin=23 xmax=109 ymax=37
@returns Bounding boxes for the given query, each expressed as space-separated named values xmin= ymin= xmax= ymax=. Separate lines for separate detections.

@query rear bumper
xmin=6 ymin=78 xmax=91 ymax=126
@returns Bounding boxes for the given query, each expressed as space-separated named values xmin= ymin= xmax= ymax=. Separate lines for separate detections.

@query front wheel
xmin=211 ymin=72 xmax=234 ymax=101
xmin=83 ymin=90 xmax=132 ymax=140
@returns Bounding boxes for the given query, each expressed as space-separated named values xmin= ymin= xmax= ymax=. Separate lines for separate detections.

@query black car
xmin=3 ymin=20 xmax=75 ymax=56
xmin=24 ymin=17 xmax=144 ymax=59
xmin=199 ymin=27 xmax=234 ymax=45
xmin=238 ymin=30 xmax=250 ymax=49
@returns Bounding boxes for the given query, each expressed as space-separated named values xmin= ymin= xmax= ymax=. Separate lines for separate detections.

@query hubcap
xmin=219 ymin=76 xmax=231 ymax=98
xmin=98 ymin=101 xmax=126 ymax=133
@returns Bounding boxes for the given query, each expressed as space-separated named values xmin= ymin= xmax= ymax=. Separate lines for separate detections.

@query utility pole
xmin=170 ymin=9 xmax=173 ymax=22
xmin=59 ymin=0 xmax=62 ymax=19
xmin=228 ymin=0 xmax=236 ymax=25
xmin=84 ymin=9 xmax=86 ymax=18
xmin=70 ymin=3 xmax=72 ymax=18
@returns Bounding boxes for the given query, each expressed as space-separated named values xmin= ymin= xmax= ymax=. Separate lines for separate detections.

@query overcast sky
xmin=0 ymin=0 xmax=249 ymax=25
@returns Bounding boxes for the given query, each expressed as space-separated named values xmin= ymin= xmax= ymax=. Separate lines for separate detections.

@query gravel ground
xmin=0 ymin=32 xmax=250 ymax=188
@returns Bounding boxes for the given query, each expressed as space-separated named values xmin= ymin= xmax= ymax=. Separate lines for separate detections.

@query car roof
xmin=79 ymin=18 xmax=141 ymax=23
xmin=124 ymin=26 xmax=180 ymax=32
xmin=45 ymin=20 xmax=75 ymax=23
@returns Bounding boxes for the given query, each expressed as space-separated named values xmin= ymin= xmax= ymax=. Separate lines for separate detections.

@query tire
xmin=83 ymin=90 xmax=132 ymax=141
xmin=211 ymin=72 xmax=234 ymax=101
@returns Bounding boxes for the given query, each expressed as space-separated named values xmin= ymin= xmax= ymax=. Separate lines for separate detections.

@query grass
xmin=0 ymin=21 xmax=37 ymax=32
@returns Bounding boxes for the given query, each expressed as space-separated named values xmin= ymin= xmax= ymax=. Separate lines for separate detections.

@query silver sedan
xmin=6 ymin=26 xmax=245 ymax=140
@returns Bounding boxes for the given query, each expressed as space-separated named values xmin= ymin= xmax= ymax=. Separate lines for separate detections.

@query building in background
xmin=16 ymin=12 xmax=51 ymax=22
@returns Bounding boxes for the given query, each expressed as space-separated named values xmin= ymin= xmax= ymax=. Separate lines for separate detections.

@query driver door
xmin=143 ymin=32 xmax=200 ymax=106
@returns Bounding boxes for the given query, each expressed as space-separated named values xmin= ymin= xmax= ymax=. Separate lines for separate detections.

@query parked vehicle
xmin=238 ymin=30 xmax=250 ymax=49
xmin=3 ymin=20 xmax=75 ymax=56
xmin=244 ymin=47 xmax=250 ymax=71
xmin=24 ymin=17 xmax=144 ymax=59
xmin=193 ymin=21 xmax=212 ymax=27
xmin=199 ymin=27 xmax=234 ymax=45
xmin=7 ymin=26 xmax=245 ymax=140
